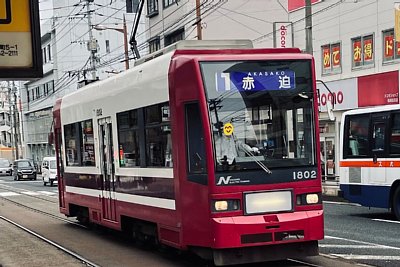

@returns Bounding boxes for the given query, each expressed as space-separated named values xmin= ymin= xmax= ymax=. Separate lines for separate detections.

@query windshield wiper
xmin=240 ymin=143 xmax=272 ymax=174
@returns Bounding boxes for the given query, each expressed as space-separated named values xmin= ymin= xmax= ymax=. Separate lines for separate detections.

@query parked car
xmin=0 ymin=158 xmax=12 ymax=176
xmin=41 ymin=156 xmax=57 ymax=186
xmin=13 ymin=159 xmax=37 ymax=181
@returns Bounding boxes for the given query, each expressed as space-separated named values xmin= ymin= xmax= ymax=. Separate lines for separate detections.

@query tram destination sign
xmin=0 ymin=0 xmax=43 ymax=79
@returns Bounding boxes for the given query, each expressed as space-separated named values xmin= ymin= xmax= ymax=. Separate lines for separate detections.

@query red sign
xmin=358 ymin=71 xmax=399 ymax=107
xmin=384 ymin=35 xmax=394 ymax=57
xmin=288 ymin=0 xmax=321 ymax=12
xmin=363 ymin=38 xmax=373 ymax=61
xmin=323 ymin=47 xmax=331 ymax=69
xmin=332 ymin=44 xmax=340 ymax=67
xmin=353 ymin=40 xmax=362 ymax=62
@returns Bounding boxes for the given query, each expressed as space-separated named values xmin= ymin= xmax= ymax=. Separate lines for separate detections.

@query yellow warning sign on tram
xmin=0 ymin=0 xmax=42 ymax=78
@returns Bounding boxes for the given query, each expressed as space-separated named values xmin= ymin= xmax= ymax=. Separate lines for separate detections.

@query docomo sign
xmin=273 ymin=22 xmax=293 ymax=48
xmin=319 ymin=91 xmax=344 ymax=107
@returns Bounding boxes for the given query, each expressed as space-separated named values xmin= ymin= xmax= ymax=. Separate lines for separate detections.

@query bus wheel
xmin=393 ymin=186 xmax=400 ymax=220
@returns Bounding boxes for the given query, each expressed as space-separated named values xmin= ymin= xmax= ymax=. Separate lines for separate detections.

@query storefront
xmin=318 ymin=71 xmax=400 ymax=181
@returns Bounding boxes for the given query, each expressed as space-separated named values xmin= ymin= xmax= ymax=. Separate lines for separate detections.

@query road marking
xmin=21 ymin=191 xmax=41 ymax=196
xmin=326 ymin=235 xmax=400 ymax=250
xmin=37 ymin=191 xmax=57 ymax=195
xmin=323 ymin=200 xmax=361 ymax=206
xmin=331 ymin=255 xmax=400 ymax=260
xmin=320 ymin=244 xmax=386 ymax=249
xmin=372 ymin=218 xmax=400 ymax=224
xmin=0 ymin=192 xmax=19 ymax=196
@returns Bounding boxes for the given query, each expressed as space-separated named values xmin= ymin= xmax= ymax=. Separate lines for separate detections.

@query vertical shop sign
xmin=363 ymin=37 xmax=373 ymax=62
xmin=322 ymin=46 xmax=331 ymax=69
xmin=332 ymin=43 xmax=341 ymax=69
xmin=395 ymin=3 xmax=400 ymax=42
xmin=384 ymin=34 xmax=394 ymax=58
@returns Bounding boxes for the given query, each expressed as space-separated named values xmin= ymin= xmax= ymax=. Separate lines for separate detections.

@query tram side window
xmin=390 ymin=113 xmax=400 ymax=155
xmin=117 ymin=109 xmax=140 ymax=167
xmin=345 ymin=115 xmax=369 ymax=157
xmin=64 ymin=119 xmax=96 ymax=166
xmin=145 ymin=103 xmax=172 ymax=167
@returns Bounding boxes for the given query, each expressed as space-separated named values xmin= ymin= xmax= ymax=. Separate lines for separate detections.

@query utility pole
xmin=122 ymin=15 xmax=129 ymax=70
xmin=12 ymin=81 xmax=19 ymax=160
xmin=86 ymin=0 xmax=97 ymax=81
xmin=7 ymin=81 xmax=14 ymax=161
xmin=196 ymin=0 xmax=202 ymax=40
xmin=305 ymin=0 xmax=313 ymax=55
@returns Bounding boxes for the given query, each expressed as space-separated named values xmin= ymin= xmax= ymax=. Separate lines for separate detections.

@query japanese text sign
xmin=216 ymin=70 xmax=296 ymax=92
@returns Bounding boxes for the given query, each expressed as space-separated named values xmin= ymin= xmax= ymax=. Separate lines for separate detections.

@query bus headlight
xmin=212 ymin=200 xmax=240 ymax=212
xmin=296 ymin=193 xmax=321 ymax=205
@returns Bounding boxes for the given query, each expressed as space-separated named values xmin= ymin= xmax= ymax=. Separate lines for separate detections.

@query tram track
xmin=0 ymin=215 xmax=97 ymax=267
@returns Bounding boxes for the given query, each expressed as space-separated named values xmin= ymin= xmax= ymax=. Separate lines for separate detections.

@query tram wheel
xmin=392 ymin=186 xmax=400 ymax=220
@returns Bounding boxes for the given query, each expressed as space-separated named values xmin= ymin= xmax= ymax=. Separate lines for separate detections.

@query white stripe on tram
xmin=66 ymin=186 xmax=176 ymax=210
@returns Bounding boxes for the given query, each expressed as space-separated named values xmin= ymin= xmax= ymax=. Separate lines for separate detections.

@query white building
xmin=22 ymin=0 xmax=146 ymax=167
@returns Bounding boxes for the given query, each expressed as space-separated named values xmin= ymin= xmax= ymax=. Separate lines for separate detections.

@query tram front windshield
xmin=200 ymin=60 xmax=316 ymax=172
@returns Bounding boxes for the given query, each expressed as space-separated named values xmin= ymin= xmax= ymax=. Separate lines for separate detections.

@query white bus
xmin=339 ymin=105 xmax=400 ymax=220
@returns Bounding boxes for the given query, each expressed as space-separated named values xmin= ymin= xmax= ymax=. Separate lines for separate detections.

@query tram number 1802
xmin=292 ymin=170 xmax=317 ymax=180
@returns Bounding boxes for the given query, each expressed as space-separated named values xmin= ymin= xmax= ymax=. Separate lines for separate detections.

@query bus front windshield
xmin=200 ymin=60 xmax=316 ymax=172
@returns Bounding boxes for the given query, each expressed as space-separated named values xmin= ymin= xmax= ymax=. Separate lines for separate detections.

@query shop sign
xmin=318 ymin=78 xmax=358 ymax=112
xmin=273 ymin=22 xmax=293 ymax=48
xmin=358 ymin=71 xmax=399 ymax=107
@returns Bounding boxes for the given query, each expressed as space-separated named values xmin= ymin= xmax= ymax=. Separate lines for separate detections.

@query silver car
xmin=0 ymin=158 xmax=12 ymax=176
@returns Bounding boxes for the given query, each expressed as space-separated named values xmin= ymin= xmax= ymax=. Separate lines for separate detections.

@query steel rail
xmin=0 ymin=215 xmax=99 ymax=267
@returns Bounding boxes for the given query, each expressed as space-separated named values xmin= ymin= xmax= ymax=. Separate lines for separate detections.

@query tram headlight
xmin=212 ymin=200 xmax=240 ymax=212
xmin=296 ymin=193 xmax=321 ymax=205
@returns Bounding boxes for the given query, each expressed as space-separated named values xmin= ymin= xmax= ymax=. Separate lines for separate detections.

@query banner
xmin=395 ymin=3 xmax=400 ymax=42
xmin=273 ymin=22 xmax=293 ymax=48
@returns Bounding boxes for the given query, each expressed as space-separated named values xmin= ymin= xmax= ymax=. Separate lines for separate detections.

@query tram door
xmin=98 ymin=117 xmax=117 ymax=221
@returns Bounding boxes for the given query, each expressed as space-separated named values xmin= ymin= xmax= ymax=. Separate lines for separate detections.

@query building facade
xmin=291 ymin=0 xmax=400 ymax=181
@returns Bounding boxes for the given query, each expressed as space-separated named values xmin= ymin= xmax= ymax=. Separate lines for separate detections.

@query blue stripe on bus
xmin=340 ymin=184 xmax=390 ymax=209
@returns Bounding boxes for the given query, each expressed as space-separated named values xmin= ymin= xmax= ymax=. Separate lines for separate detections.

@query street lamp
xmin=94 ymin=15 xmax=130 ymax=70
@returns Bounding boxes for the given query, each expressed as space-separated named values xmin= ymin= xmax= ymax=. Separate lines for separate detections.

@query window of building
xmin=126 ymin=0 xmax=140 ymax=13
xmin=164 ymin=28 xmax=184 ymax=47
xmin=148 ymin=36 xmax=160 ymax=53
xmin=47 ymin=44 xmax=51 ymax=62
xmin=164 ymin=0 xmax=177 ymax=8
xmin=42 ymin=47 xmax=47 ymax=63
xmin=147 ymin=0 xmax=159 ymax=17
xmin=351 ymin=34 xmax=374 ymax=69
xmin=105 ymin=40 xmax=110 ymax=53
xmin=321 ymin=42 xmax=341 ymax=75
xmin=64 ymin=119 xmax=95 ymax=166
xmin=382 ymin=29 xmax=400 ymax=63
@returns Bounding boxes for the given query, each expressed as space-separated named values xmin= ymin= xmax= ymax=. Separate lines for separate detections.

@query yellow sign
xmin=396 ymin=3 xmax=400 ymax=42
xmin=0 ymin=0 xmax=31 ymax=31
xmin=0 ymin=0 xmax=38 ymax=72
xmin=223 ymin=123 xmax=234 ymax=136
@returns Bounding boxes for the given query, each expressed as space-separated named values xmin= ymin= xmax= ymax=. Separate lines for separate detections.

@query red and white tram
xmin=53 ymin=40 xmax=324 ymax=265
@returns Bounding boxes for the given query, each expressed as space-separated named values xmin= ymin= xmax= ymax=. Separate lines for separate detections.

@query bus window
xmin=372 ymin=121 xmax=385 ymax=152
xmin=390 ymin=113 xmax=400 ymax=155
xmin=345 ymin=115 xmax=369 ymax=157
